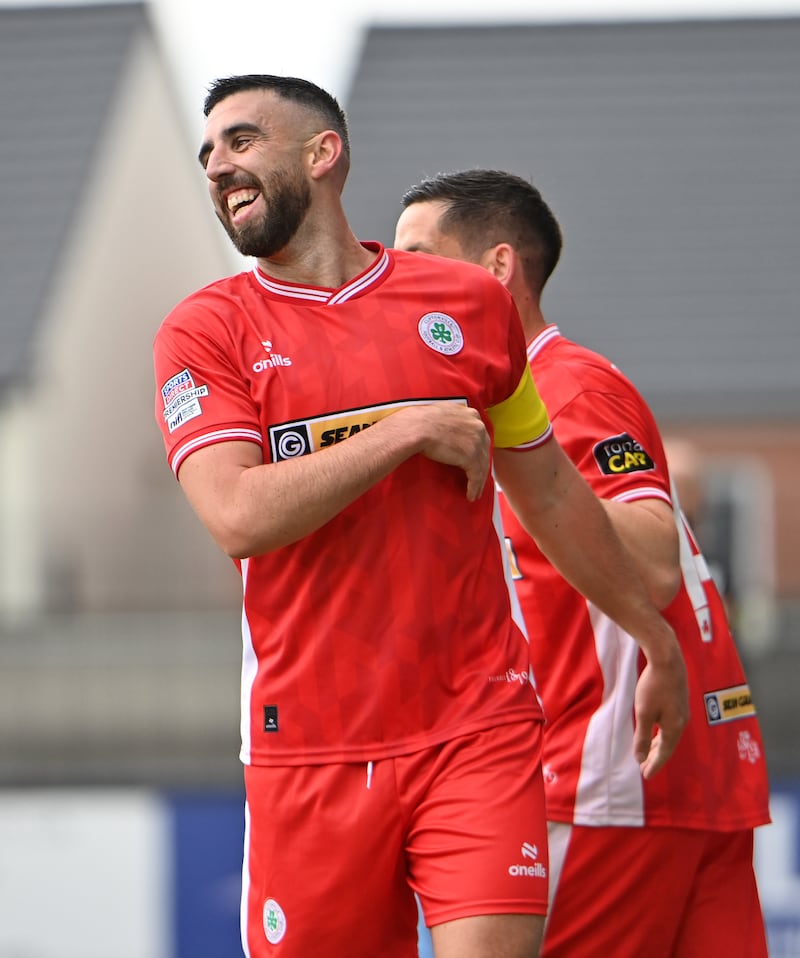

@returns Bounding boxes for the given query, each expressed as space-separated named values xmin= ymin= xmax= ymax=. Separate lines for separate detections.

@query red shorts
xmin=543 ymin=823 xmax=768 ymax=958
xmin=242 ymin=720 xmax=547 ymax=958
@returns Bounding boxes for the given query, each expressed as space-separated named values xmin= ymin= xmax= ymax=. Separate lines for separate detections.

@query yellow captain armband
xmin=487 ymin=364 xmax=551 ymax=449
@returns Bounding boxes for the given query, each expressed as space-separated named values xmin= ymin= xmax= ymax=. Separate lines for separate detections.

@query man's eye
xmin=233 ymin=138 xmax=251 ymax=151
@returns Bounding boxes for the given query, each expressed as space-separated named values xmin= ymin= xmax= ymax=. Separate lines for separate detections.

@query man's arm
xmin=177 ymin=401 xmax=491 ymax=559
xmin=494 ymin=439 xmax=689 ymax=778
xmin=602 ymin=498 xmax=681 ymax=610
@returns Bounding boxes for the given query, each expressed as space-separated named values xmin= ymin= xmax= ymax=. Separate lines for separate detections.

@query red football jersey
xmin=501 ymin=325 xmax=770 ymax=831
xmin=154 ymin=244 xmax=553 ymax=766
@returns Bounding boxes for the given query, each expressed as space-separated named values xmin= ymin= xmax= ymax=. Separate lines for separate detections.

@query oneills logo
xmin=253 ymin=340 xmax=292 ymax=373
xmin=509 ymin=842 xmax=547 ymax=879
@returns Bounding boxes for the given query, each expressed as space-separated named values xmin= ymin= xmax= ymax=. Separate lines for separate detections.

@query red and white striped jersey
xmin=154 ymin=244 xmax=552 ymax=766
xmin=501 ymin=325 xmax=770 ymax=831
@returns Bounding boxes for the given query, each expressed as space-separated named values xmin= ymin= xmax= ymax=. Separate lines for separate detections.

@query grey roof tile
xmin=0 ymin=3 xmax=147 ymax=389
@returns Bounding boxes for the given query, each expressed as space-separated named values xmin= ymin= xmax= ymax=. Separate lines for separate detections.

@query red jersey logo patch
xmin=593 ymin=432 xmax=655 ymax=475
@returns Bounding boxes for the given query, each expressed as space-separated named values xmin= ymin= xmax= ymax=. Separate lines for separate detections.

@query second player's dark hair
xmin=402 ymin=169 xmax=562 ymax=294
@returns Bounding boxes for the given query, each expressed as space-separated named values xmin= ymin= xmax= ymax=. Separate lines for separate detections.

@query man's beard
xmin=218 ymin=168 xmax=311 ymax=259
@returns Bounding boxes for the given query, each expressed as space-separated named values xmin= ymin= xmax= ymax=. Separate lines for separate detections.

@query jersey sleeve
xmin=487 ymin=363 xmax=552 ymax=449
xmin=153 ymin=305 xmax=263 ymax=476
xmin=552 ymin=387 xmax=671 ymax=505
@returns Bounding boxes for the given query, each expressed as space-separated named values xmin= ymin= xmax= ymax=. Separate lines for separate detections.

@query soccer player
xmin=394 ymin=168 xmax=771 ymax=958
xmin=153 ymin=77 xmax=689 ymax=958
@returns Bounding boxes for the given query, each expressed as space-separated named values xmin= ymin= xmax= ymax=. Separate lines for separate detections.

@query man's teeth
xmin=227 ymin=190 xmax=258 ymax=213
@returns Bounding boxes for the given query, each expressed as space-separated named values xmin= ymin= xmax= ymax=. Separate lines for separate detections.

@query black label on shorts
xmin=264 ymin=706 xmax=279 ymax=732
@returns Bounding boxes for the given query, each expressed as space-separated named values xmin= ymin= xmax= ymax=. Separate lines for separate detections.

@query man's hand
xmin=411 ymin=401 xmax=491 ymax=501
xmin=633 ymin=641 xmax=690 ymax=779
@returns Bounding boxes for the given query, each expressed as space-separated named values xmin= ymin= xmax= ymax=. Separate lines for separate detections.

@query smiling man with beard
xmin=152 ymin=75 xmax=688 ymax=958
xmin=209 ymin=146 xmax=312 ymax=258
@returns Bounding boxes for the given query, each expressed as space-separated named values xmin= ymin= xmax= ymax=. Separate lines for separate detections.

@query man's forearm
xmin=180 ymin=414 xmax=427 ymax=558
xmin=495 ymin=443 xmax=678 ymax=659
xmin=179 ymin=401 xmax=491 ymax=559
xmin=601 ymin=498 xmax=681 ymax=610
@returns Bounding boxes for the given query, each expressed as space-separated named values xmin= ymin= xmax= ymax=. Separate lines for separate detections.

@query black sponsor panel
xmin=269 ymin=423 xmax=312 ymax=462
xmin=593 ymin=432 xmax=655 ymax=475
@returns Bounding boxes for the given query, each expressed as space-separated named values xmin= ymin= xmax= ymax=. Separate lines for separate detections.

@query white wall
xmin=0 ymin=790 xmax=169 ymax=958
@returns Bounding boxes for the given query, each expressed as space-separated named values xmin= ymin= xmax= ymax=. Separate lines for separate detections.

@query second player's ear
xmin=480 ymin=243 xmax=515 ymax=287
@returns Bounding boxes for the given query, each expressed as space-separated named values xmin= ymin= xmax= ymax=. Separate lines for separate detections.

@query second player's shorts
xmin=242 ymin=720 xmax=548 ymax=958
xmin=543 ymin=822 xmax=767 ymax=958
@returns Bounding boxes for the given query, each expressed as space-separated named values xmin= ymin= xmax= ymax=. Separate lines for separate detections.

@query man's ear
xmin=479 ymin=243 xmax=516 ymax=287
xmin=306 ymin=130 xmax=343 ymax=180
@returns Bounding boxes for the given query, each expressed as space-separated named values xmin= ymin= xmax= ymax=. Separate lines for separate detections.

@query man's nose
xmin=205 ymin=147 xmax=235 ymax=182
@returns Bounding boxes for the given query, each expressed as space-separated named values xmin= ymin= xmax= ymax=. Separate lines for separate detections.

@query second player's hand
xmin=633 ymin=649 xmax=690 ymax=779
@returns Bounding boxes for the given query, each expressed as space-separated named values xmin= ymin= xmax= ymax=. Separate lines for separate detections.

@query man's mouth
xmin=226 ymin=189 xmax=259 ymax=216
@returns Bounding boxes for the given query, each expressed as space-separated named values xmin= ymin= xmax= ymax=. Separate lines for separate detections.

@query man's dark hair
xmin=203 ymin=74 xmax=350 ymax=159
xmin=401 ymin=169 xmax=562 ymax=294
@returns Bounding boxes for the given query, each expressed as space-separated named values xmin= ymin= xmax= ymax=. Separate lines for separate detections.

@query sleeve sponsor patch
xmin=161 ymin=368 xmax=209 ymax=434
xmin=592 ymin=432 xmax=655 ymax=476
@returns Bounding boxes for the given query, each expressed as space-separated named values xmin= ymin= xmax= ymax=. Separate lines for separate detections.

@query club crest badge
xmin=418 ymin=312 xmax=464 ymax=355
xmin=263 ymin=897 xmax=287 ymax=944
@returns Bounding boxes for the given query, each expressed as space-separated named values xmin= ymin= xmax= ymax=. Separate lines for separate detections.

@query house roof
xmin=343 ymin=18 xmax=800 ymax=421
xmin=0 ymin=3 xmax=148 ymax=391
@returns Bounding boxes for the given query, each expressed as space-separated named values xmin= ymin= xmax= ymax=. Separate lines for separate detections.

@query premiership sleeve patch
xmin=592 ymin=432 xmax=655 ymax=475
xmin=161 ymin=368 xmax=209 ymax=434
